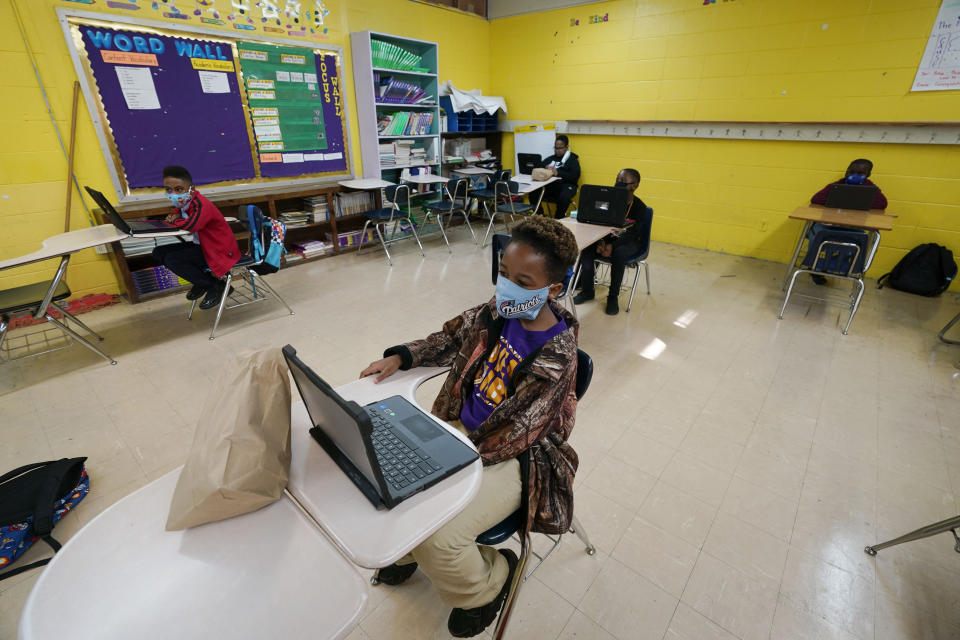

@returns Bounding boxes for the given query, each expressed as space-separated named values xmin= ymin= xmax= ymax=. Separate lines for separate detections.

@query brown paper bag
xmin=531 ymin=167 xmax=553 ymax=181
xmin=166 ymin=348 xmax=292 ymax=530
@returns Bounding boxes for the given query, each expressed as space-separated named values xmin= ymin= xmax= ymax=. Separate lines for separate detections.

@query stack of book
xmin=377 ymin=112 xmax=434 ymax=136
xmin=120 ymin=235 xmax=181 ymax=257
xmin=373 ymin=74 xmax=432 ymax=104
xmin=379 ymin=142 xmax=397 ymax=167
xmin=336 ymin=191 xmax=374 ymax=217
xmin=370 ymin=40 xmax=427 ymax=72
xmin=290 ymin=240 xmax=332 ymax=259
xmin=278 ymin=210 xmax=310 ymax=228
xmin=304 ymin=195 xmax=330 ymax=222
xmin=131 ymin=266 xmax=188 ymax=296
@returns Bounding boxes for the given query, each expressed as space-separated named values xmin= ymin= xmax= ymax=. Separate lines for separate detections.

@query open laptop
xmin=84 ymin=186 xmax=183 ymax=235
xmin=517 ymin=152 xmax=542 ymax=175
xmin=576 ymin=184 xmax=630 ymax=227
xmin=824 ymin=183 xmax=879 ymax=211
xmin=282 ymin=345 xmax=478 ymax=510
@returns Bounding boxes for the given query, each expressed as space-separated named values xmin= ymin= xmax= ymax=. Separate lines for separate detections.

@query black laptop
xmin=824 ymin=184 xmax=879 ymax=211
xmin=282 ymin=345 xmax=478 ymax=510
xmin=84 ymin=186 xmax=183 ymax=235
xmin=576 ymin=184 xmax=630 ymax=227
xmin=517 ymin=153 xmax=541 ymax=175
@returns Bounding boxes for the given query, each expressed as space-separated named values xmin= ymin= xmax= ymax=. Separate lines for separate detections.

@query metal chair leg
xmin=459 ymin=209 xmax=477 ymax=244
xmin=208 ymin=274 xmax=232 ymax=340
xmin=843 ymin=278 xmax=865 ymax=335
xmin=778 ymin=269 xmax=802 ymax=319
xmin=187 ymin=298 xmax=198 ymax=320
xmin=570 ymin=515 xmax=597 ymax=555
xmin=374 ymin=224 xmax=393 ymax=266
xmin=252 ymin=273 xmax=295 ymax=316
xmin=44 ymin=314 xmax=116 ymax=365
xmin=626 ymin=264 xmax=641 ymax=312
xmin=405 ymin=216 xmax=426 ymax=257
xmin=434 ymin=214 xmax=452 ymax=253
xmin=357 ymin=219 xmax=373 ymax=257
xmin=938 ymin=311 xmax=960 ymax=345
xmin=865 ymin=515 xmax=960 ymax=556
xmin=48 ymin=301 xmax=105 ymax=341
xmin=643 ymin=260 xmax=651 ymax=295
xmin=492 ymin=531 xmax=531 ymax=640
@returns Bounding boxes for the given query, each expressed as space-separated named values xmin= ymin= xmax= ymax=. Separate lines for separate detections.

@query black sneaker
xmin=185 ymin=284 xmax=208 ymax=300
xmin=376 ymin=561 xmax=418 ymax=586
xmin=573 ymin=290 xmax=595 ymax=305
xmin=605 ymin=297 xmax=620 ymax=315
xmin=811 ymin=274 xmax=828 ymax=285
xmin=447 ymin=549 xmax=518 ymax=638
xmin=199 ymin=284 xmax=233 ymax=310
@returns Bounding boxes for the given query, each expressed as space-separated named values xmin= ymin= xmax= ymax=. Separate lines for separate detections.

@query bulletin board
xmin=58 ymin=8 xmax=351 ymax=203
xmin=512 ymin=123 xmax=556 ymax=176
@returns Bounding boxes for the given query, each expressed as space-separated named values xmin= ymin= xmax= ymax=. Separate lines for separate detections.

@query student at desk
xmin=573 ymin=168 xmax=649 ymax=315
xmin=360 ymin=217 xmax=580 ymax=638
xmin=151 ymin=165 xmax=240 ymax=309
xmin=537 ymin=134 xmax=581 ymax=218
xmin=807 ymin=158 xmax=887 ymax=285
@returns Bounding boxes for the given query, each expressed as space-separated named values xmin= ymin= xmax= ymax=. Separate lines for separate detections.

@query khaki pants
xmin=396 ymin=455 xmax=521 ymax=609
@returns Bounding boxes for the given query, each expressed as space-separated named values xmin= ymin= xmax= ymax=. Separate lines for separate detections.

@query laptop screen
xmin=284 ymin=350 xmax=379 ymax=486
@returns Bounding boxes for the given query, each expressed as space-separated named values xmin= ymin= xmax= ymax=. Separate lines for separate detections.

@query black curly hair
xmin=508 ymin=216 xmax=579 ymax=283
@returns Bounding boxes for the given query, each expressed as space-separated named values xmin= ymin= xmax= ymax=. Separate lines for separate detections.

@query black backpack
xmin=0 ymin=458 xmax=89 ymax=580
xmin=878 ymin=243 xmax=957 ymax=297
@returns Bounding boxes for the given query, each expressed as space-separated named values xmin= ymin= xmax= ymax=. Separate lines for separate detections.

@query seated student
xmin=152 ymin=165 xmax=241 ymax=309
xmin=807 ymin=158 xmax=887 ymax=284
xmin=359 ymin=216 xmax=580 ymax=638
xmin=536 ymin=135 xmax=581 ymax=218
xmin=573 ymin=168 xmax=649 ymax=316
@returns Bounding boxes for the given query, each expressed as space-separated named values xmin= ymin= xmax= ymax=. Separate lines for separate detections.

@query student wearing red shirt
xmin=152 ymin=166 xmax=240 ymax=309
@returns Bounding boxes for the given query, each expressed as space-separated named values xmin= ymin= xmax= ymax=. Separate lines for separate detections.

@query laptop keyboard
xmin=366 ymin=407 xmax=443 ymax=492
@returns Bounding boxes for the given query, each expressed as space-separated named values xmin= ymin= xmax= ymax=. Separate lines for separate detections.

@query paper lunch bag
xmin=166 ymin=348 xmax=292 ymax=530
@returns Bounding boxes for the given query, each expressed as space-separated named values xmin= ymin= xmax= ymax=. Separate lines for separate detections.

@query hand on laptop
xmin=360 ymin=354 xmax=402 ymax=383
xmin=165 ymin=213 xmax=179 ymax=224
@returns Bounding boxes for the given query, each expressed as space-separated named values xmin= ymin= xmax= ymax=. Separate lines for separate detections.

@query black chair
xmin=187 ymin=205 xmax=294 ymax=340
xmin=477 ymin=348 xmax=595 ymax=640
xmin=357 ymin=184 xmax=424 ymax=266
xmin=422 ymin=177 xmax=476 ymax=252
xmin=481 ymin=181 xmax=533 ymax=248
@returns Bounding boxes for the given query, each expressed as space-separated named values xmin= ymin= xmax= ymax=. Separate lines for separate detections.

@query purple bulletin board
xmin=78 ymin=24 xmax=256 ymax=190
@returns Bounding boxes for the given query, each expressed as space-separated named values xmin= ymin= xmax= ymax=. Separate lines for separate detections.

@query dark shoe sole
xmin=376 ymin=562 xmax=418 ymax=586
xmin=605 ymin=300 xmax=620 ymax=315
xmin=448 ymin=549 xmax=519 ymax=638
xmin=573 ymin=292 xmax=595 ymax=305
xmin=199 ymin=286 xmax=233 ymax=310
xmin=185 ymin=286 xmax=208 ymax=301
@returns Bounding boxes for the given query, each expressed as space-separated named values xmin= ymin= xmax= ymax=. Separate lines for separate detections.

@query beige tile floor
xmin=2 ymin=228 xmax=959 ymax=640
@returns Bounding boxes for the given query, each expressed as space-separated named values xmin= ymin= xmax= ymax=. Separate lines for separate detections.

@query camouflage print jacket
xmin=384 ymin=298 xmax=579 ymax=535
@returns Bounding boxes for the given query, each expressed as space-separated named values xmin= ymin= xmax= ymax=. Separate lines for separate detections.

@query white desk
xmin=451 ymin=167 xmax=495 ymax=176
xmin=402 ymin=174 xmax=450 ymax=185
xmin=287 ymin=366 xmax=483 ymax=568
xmin=19 ymin=470 xmax=368 ymax=640
xmin=558 ymin=217 xmax=620 ymax=252
xmin=0 ymin=225 xmax=129 ymax=364
xmin=338 ymin=178 xmax=394 ymax=190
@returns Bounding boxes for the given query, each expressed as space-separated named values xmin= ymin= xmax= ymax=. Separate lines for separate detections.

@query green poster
xmin=237 ymin=41 xmax=327 ymax=154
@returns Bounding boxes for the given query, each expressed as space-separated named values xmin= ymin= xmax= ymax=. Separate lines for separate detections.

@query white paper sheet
xmin=115 ymin=66 xmax=160 ymax=110
xmin=912 ymin=0 xmax=960 ymax=92
xmin=290 ymin=71 xmax=304 ymax=83
xmin=303 ymin=153 xmax=325 ymax=161
xmin=198 ymin=70 xmax=230 ymax=94
xmin=304 ymin=72 xmax=318 ymax=83
xmin=276 ymin=70 xmax=291 ymax=82
xmin=282 ymin=153 xmax=305 ymax=163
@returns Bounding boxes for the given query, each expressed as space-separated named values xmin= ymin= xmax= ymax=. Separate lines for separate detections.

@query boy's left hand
xmin=165 ymin=213 xmax=179 ymax=224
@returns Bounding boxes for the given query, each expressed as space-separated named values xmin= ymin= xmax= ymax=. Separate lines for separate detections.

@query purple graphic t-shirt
xmin=460 ymin=314 xmax=568 ymax=431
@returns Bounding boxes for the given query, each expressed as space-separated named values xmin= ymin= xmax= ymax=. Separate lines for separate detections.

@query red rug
xmin=8 ymin=294 xmax=121 ymax=330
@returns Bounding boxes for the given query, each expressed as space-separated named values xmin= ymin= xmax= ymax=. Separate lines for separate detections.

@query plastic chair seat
xmin=496 ymin=203 xmax=532 ymax=214
xmin=235 ymin=254 xmax=257 ymax=267
xmin=0 ymin=280 xmax=71 ymax=315
xmin=364 ymin=206 xmax=402 ymax=221
xmin=477 ymin=510 xmax=523 ymax=546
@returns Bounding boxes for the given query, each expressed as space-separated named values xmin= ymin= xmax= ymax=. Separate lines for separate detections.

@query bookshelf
xmin=350 ymin=31 xmax=442 ymax=186
xmin=95 ymin=183 xmax=371 ymax=303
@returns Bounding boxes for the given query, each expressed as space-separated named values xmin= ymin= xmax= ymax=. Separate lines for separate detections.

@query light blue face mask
xmin=166 ymin=189 xmax=193 ymax=209
xmin=495 ymin=275 xmax=551 ymax=320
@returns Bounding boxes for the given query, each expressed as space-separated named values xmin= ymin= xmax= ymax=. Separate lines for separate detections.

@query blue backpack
xmin=0 ymin=458 xmax=89 ymax=580
xmin=244 ymin=205 xmax=286 ymax=275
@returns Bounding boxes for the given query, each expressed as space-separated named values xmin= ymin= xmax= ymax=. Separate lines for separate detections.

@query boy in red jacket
xmin=152 ymin=166 xmax=240 ymax=309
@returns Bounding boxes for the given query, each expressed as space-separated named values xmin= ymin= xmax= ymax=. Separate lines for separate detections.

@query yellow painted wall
xmin=491 ymin=0 xmax=960 ymax=282
xmin=0 ymin=0 xmax=489 ymax=297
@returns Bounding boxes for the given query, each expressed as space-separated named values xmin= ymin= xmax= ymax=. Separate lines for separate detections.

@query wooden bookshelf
xmin=94 ymin=183 xmax=363 ymax=304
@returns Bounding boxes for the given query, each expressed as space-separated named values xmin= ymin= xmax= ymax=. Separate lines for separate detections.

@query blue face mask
xmin=166 ymin=189 xmax=193 ymax=209
xmin=495 ymin=275 xmax=551 ymax=320
xmin=845 ymin=173 xmax=867 ymax=185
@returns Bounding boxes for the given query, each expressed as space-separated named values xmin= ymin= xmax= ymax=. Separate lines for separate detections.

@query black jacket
xmin=540 ymin=152 xmax=581 ymax=188
xmin=617 ymin=195 xmax=650 ymax=246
